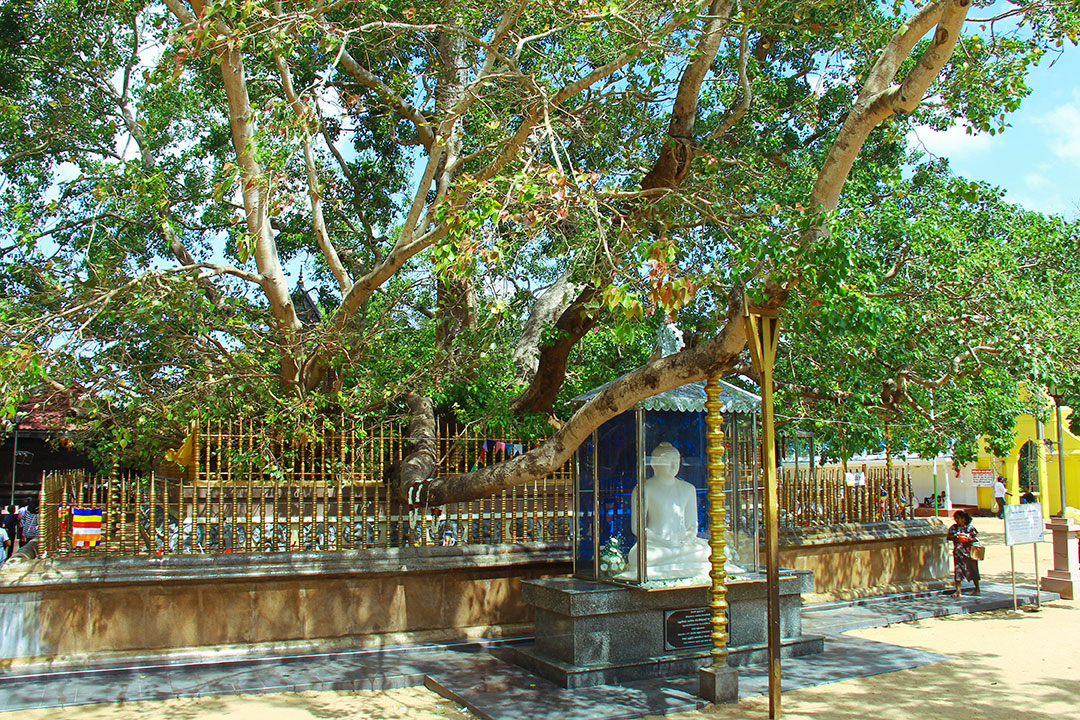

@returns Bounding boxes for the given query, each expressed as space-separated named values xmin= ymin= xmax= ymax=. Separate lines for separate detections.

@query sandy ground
xmin=0 ymin=687 xmax=475 ymax=720
xmin=3 ymin=518 xmax=1074 ymax=720
xmin=659 ymin=517 xmax=1078 ymax=720
xmin=661 ymin=601 xmax=1080 ymax=720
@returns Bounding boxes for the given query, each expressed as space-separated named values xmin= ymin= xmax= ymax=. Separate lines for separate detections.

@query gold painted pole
xmin=746 ymin=306 xmax=781 ymax=719
xmin=705 ymin=375 xmax=729 ymax=668
xmin=762 ymin=335 xmax=781 ymax=718
xmin=699 ymin=375 xmax=738 ymax=703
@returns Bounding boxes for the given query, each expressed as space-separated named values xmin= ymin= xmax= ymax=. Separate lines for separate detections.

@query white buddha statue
xmin=616 ymin=442 xmax=713 ymax=581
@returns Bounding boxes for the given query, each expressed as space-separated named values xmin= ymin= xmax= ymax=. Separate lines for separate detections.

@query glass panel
xmin=644 ymin=409 xmax=708 ymax=538
xmin=727 ymin=413 xmax=759 ymax=572
xmin=614 ymin=409 xmax=711 ymax=586
xmin=574 ymin=433 xmax=595 ymax=578
xmin=594 ymin=411 xmax=638 ymax=581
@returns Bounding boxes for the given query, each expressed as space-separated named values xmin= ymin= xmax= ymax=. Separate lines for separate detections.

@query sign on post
xmin=971 ymin=469 xmax=995 ymax=488
xmin=1003 ymin=502 xmax=1044 ymax=611
xmin=1005 ymin=504 xmax=1044 ymax=546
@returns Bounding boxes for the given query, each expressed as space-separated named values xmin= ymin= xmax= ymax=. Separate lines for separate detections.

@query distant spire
xmin=291 ymin=268 xmax=321 ymax=327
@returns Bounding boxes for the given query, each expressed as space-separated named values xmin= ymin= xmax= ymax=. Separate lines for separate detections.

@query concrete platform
xmin=802 ymin=581 xmax=1058 ymax=635
xmin=0 ymin=580 xmax=1053 ymax=716
xmin=515 ymin=572 xmax=816 ymax=688
xmin=426 ymin=635 xmax=946 ymax=720
xmin=512 ymin=633 xmax=824 ymax=688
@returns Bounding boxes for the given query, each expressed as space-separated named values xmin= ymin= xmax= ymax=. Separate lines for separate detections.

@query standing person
xmin=947 ymin=510 xmax=981 ymax=597
xmin=993 ymin=476 xmax=1011 ymax=518
xmin=2 ymin=506 xmax=17 ymax=557
xmin=0 ymin=520 xmax=9 ymax=567
xmin=20 ymin=495 xmax=39 ymax=546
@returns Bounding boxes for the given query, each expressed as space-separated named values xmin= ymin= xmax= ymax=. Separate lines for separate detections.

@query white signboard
xmin=971 ymin=469 xmax=995 ymax=488
xmin=1004 ymin=503 xmax=1044 ymax=546
xmin=844 ymin=471 xmax=865 ymax=487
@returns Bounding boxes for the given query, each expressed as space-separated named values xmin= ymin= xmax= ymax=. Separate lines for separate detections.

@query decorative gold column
xmin=705 ymin=374 xmax=729 ymax=667
xmin=699 ymin=374 xmax=739 ymax=703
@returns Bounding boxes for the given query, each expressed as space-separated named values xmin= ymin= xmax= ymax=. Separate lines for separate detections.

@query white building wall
xmin=782 ymin=454 xmax=980 ymax=507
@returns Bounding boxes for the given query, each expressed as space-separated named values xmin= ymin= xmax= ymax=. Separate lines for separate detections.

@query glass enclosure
xmin=724 ymin=412 xmax=760 ymax=573
xmin=574 ymin=432 xmax=594 ymax=572
xmin=572 ymin=380 xmax=761 ymax=588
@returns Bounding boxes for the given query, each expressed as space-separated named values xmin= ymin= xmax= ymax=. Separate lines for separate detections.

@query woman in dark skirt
xmin=947 ymin=510 xmax=980 ymax=597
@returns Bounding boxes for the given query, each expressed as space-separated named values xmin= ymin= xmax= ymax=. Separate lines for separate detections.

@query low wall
xmin=779 ymin=519 xmax=949 ymax=601
xmin=0 ymin=543 xmax=571 ymax=671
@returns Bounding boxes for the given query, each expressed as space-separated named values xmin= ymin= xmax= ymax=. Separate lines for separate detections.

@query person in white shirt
xmin=993 ymin=476 xmax=1011 ymax=519
xmin=0 ymin=525 xmax=9 ymax=568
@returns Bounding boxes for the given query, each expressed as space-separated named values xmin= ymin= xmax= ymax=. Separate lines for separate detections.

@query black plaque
xmin=664 ymin=607 xmax=712 ymax=650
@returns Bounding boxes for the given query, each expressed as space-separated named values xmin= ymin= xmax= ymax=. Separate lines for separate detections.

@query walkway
xmin=0 ymin=582 xmax=1051 ymax=719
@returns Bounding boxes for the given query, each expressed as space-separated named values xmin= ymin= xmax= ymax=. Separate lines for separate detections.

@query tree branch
xmin=641 ymin=2 xmax=735 ymax=190
xmin=512 ymin=285 xmax=603 ymax=416
xmin=273 ymin=44 xmax=352 ymax=293
xmin=336 ymin=46 xmax=435 ymax=151
xmin=418 ymin=288 xmax=748 ymax=505
xmin=705 ymin=16 xmax=752 ymax=142
xmin=810 ymin=0 xmax=971 ymax=212
xmin=511 ymin=271 xmax=579 ymax=382
xmin=169 ymin=0 xmax=304 ymax=387
xmin=512 ymin=1 xmax=738 ymax=413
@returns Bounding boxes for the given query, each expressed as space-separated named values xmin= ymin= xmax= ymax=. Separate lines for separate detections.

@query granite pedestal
xmin=513 ymin=571 xmax=823 ymax=689
xmin=1041 ymin=517 xmax=1080 ymax=600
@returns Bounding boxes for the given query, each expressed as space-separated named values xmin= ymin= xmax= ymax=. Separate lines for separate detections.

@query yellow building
xmin=975 ymin=405 xmax=1080 ymax=519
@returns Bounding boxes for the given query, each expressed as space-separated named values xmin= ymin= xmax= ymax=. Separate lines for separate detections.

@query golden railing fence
xmin=39 ymin=416 xmax=916 ymax=557
xmin=779 ymin=465 xmax=914 ymax=528
xmin=40 ymin=417 xmax=573 ymax=558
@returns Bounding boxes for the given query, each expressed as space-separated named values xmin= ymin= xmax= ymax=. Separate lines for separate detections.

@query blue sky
xmin=909 ymin=46 xmax=1080 ymax=220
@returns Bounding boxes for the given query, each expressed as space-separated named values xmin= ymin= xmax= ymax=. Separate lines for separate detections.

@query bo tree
xmin=1 ymin=0 xmax=1077 ymax=500
xmin=771 ymin=162 xmax=1080 ymax=465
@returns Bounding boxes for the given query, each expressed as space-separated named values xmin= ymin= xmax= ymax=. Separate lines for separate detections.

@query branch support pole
xmin=745 ymin=305 xmax=781 ymax=718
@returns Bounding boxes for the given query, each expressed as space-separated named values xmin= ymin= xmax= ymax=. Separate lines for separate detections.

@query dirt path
xmin=657 ymin=517 xmax=1078 ymax=720
xmin=656 ymin=601 xmax=1080 ymax=720
xmin=0 ymin=687 xmax=474 ymax=720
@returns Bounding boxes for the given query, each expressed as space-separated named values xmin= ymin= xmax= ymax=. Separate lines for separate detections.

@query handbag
xmin=970 ymin=541 xmax=986 ymax=561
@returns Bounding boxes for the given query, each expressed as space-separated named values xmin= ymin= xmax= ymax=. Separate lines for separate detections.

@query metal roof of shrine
xmin=571 ymin=377 xmax=761 ymax=414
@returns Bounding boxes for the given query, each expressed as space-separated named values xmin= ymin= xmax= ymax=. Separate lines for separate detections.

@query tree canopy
xmin=1 ymin=0 xmax=1078 ymax=497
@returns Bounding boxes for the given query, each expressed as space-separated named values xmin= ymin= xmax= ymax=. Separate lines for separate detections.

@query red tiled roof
xmin=16 ymin=389 xmax=78 ymax=432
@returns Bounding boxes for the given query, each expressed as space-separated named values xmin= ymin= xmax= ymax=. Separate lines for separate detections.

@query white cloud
xmin=1042 ymin=102 xmax=1080 ymax=164
xmin=1024 ymin=172 xmax=1049 ymax=190
xmin=908 ymin=123 xmax=995 ymax=161
xmin=1007 ymin=189 xmax=1079 ymax=220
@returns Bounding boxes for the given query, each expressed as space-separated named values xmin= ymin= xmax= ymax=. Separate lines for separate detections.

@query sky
xmin=909 ymin=45 xmax=1080 ymax=220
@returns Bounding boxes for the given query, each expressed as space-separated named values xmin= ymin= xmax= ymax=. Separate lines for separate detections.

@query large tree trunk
xmin=512 ymin=271 xmax=579 ymax=382
xmin=512 ymin=285 xmax=602 ymax=416
xmin=397 ymin=393 xmax=439 ymax=500
xmin=410 ymin=288 xmax=748 ymax=505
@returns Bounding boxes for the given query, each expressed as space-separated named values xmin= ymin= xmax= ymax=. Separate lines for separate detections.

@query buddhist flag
xmin=72 ymin=508 xmax=103 ymax=548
